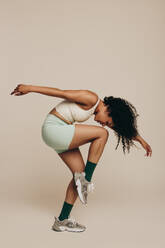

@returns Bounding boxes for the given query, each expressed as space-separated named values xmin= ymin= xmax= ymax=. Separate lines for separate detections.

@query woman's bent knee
xmin=100 ymin=128 xmax=109 ymax=140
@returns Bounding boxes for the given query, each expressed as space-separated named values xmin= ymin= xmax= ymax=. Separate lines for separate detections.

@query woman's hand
xmin=140 ymin=140 xmax=152 ymax=157
xmin=10 ymin=84 xmax=31 ymax=96
xmin=133 ymin=135 xmax=152 ymax=157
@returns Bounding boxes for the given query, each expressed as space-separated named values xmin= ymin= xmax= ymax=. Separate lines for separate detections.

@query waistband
xmin=43 ymin=114 xmax=71 ymax=125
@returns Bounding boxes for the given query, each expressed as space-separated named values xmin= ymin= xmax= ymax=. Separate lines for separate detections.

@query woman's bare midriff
xmin=48 ymin=108 xmax=73 ymax=124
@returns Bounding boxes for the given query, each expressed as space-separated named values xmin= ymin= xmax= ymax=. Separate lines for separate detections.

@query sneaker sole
xmin=52 ymin=226 xmax=85 ymax=232
xmin=75 ymin=178 xmax=87 ymax=205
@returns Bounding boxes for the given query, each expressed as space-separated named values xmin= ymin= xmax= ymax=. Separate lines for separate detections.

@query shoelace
xmin=68 ymin=216 xmax=76 ymax=225
xmin=82 ymin=172 xmax=95 ymax=193
xmin=87 ymin=182 xmax=95 ymax=193
xmin=77 ymin=172 xmax=95 ymax=194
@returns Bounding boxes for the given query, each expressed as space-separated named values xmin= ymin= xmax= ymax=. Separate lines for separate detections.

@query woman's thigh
xmin=58 ymin=147 xmax=85 ymax=175
xmin=68 ymin=124 xmax=109 ymax=150
xmin=41 ymin=122 xmax=75 ymax=153
xmin=41 ymin=114 xmax=108 ymax=154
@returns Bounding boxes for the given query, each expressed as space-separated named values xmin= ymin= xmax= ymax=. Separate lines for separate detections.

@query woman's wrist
xmin=133 ymin=135 xmax=144 ymax=144
xmin=29 ymin=85 xmax=45 ymax=93
xmin=28 ymin=85 xmax=62 ymax=97
xmin=29 ymin=85 xmax=38 ymax=92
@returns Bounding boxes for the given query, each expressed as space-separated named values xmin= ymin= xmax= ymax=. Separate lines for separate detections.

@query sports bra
xmin=55 ymin=97 xmax=100 ymax=124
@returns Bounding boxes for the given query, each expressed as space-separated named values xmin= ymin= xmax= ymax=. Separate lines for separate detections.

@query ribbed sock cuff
xmin=84 ymin=160 xmax=97 ymax=182
xmin=58 ymin=201 xmax=73 ymax=221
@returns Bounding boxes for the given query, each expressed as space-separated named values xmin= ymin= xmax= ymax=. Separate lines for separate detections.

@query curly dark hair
xmin=103 ymin=96 xmax=140 ymax=154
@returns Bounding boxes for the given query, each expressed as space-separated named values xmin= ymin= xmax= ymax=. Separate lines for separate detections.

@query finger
xmin=15 ymin=92 xmax=22 ymax=96
xmin=16 ymin=84 xmax=22 ymax=89
xmin=10 ymin=85 xmax=21 ymax=95
xmin=11 ymin=90 xmax=17 ymax=95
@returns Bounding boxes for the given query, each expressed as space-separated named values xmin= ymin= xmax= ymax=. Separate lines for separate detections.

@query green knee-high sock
xmin=58 ymin=201 xmax=73 ymax=221
xmin=84 ymin=160 xmax=97 ymax=182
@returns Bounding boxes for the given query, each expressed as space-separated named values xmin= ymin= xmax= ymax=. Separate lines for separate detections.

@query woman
xmin=10 ymin=84 xmax=152 ymax=233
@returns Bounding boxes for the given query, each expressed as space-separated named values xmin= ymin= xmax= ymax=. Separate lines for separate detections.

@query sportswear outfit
xmin=41 ymin=97 xmax=100 ymax=232
xmin=41 ymin=97 xmax=100 ymax=153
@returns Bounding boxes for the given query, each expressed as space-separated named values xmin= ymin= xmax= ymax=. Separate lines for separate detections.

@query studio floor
xmin=1 ymin=196 xmax=165 ymax=248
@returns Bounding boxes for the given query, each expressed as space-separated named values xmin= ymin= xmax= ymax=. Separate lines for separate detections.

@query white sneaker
xmin=52 ymin=215 xmax=86 ymax=232
xmin=74 ymin=172 xmax=95 ymax=205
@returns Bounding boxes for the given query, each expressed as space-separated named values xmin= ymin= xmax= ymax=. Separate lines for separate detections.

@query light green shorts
xmin=41 ymin=114 xmax=75 ymax=154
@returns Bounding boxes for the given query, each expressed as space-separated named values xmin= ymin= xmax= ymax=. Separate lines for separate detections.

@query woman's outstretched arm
xmin=30 ymin=85 xmax=65 ymax=98
xmin=10 ymin=83 xmax=98 ymax=107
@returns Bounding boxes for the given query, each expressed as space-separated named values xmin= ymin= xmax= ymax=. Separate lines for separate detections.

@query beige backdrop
xmin=1 ymin=0 xmax=165 ymax=247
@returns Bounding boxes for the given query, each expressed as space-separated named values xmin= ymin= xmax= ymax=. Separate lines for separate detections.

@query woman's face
xmin=94 ymin=100 xmax=114 ymax=129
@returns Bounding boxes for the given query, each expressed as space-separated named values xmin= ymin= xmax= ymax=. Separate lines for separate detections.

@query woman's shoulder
xmin=86 ymin=90 xmax=99 ymax=107
xmin=73 ymin=91 xmax=99 ymax=111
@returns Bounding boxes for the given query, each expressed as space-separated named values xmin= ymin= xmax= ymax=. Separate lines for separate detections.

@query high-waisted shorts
xmin=41 ymin=114 xmax=75 ymax=154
